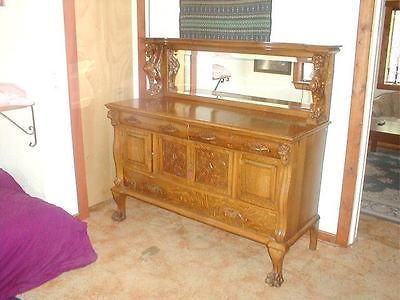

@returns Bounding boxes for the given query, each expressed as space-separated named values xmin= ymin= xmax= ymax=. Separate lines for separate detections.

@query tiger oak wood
xmin=106 ymin=39 xmax=339 ymax=287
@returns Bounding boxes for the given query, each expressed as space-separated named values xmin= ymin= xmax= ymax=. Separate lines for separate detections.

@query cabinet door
xmin=154 ymin=135 xmax=189 ymax=181
xmin=192 ymin=143 xmax=233 ymax=196
xmin=237 ymin=153 xmax=280 ymax=210
xmin=123 ymin=127 xmax=152 ymax=173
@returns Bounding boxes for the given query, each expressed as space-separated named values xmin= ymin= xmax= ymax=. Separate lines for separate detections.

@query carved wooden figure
xmin=106 ymin=38 xmax=339 ymax=287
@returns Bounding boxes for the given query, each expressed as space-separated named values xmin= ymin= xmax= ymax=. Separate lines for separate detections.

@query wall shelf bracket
xmin=0 ymin=105 xmax=37 ymax=147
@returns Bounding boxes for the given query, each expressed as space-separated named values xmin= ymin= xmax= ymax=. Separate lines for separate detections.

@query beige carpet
xmin=22 ymin=198 xmax=400 ymax=299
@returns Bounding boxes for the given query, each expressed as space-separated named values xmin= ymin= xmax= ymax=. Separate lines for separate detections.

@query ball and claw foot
xmin=265 ymin=272 xmax=284 ymax=287
xmin=112 ymin=210 xmax=126 ymax=222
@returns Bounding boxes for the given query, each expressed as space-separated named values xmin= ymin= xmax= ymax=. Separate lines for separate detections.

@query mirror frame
xmin=142 ymin=38 xmax=340 ymax=124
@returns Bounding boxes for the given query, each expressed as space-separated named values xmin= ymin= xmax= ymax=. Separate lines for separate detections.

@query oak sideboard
xmin=106 ymin=38 xmax=340 ymax=287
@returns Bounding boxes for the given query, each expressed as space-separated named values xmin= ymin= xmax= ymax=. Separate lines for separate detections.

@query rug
xmin=361 ymin=148 xmax=400 ymax=223
xmin=179 ymin=0 xmax=272 ymax=41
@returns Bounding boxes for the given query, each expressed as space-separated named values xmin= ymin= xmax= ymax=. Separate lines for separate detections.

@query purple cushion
xmin=0 ymin=189 xmax=97 ymax=299
xmin=0 ymin=169 xmax=24 ymax=193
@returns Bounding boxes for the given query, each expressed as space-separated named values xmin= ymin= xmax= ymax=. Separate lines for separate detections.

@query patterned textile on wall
xmin=180 ymin=0 xmax=272 ymax=41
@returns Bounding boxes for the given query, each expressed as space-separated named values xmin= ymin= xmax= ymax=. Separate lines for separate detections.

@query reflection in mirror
xmin=170 ymin=50 xmax=314 ymax=109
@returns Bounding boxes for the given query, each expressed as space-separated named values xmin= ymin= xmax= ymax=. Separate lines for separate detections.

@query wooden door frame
xmin=63 ymin=0 xmax=89 ymax=219
xmin=137 ymin=0 xmax=146 ymax=97
xmin=336 ymin=0 xmax=376 ymax=247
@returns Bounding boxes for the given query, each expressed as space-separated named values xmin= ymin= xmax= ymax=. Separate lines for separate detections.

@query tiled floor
xmin=23 ymin=198 xmax=400 ymax=299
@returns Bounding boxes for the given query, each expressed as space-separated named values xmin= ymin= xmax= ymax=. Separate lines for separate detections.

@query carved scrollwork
xmin=124 ymin=177 xmax=137 ymax=189
xmin=274 ymin=228 xmax=286 ymax=243
xmin=114 ymin=177 xmax=123 ymax=186
xmin=167 ymin=49 xmax=180 ymax=90
xmin=310 ymin=54 xmax=328 ymax=120
xmin=278 ymin=144 xmax=290 ymax=165
xmin=247 ymin=141 xmax=271 ymax=153
xmin=144 ymin=42 xmax=163 ymax=97
xmin=107 ymin=110 xmax=119 ymax=126
xmin=170 ymin=189 xmax=210 ymax=212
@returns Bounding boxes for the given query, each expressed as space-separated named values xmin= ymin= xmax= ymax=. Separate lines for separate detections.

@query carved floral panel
xmin=161 ymin=139 xmax=187 ymax=178
xmin=194 ymin=147 xmax=229 ymax=189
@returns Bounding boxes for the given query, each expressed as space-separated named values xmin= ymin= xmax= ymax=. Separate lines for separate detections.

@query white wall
xmin=271 ymin=1 xmax=360 ymax=234
xmin=0 ymin=0 xmax=78 ymax=214
xmin=147 ymin=0 xmax=180 ymax=38
xmin=147 ymin=0 xmax=362 ymax=235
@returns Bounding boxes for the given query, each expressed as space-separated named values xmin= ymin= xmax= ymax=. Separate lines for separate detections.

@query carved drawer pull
xmin=123 ymin=116 xmax=141 ymax=125
xmin=247 ymin=142 xmax=271 ymax=152
xmin=159 ymin=124 xmax=178 ymax=134
xmin=198 ymin=132 xmax=217 ymax=141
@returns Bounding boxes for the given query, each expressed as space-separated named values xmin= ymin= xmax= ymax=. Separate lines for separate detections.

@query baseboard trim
xmin=318 ymin=230 xmax=338 ymax=245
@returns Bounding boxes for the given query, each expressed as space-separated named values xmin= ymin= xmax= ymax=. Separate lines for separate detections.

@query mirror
xmin=169 ymin=50 xmax=314 ymax=109
xmin=143 ymin=38 xmax=339 ymax=123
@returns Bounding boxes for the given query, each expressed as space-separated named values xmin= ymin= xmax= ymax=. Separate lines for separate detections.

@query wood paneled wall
xmin=75 ymin=0 xmax=133 ymax=207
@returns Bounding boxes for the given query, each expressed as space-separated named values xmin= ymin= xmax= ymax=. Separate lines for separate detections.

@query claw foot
xmin=265 ymin=272 xmax=284 ymax=287
xmin=112 ymin=210 xmax=126 ymax=222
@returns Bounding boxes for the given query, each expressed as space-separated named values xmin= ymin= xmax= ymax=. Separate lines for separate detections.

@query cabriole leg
xmin=111 ymin=190 xmax=127 ymax=222
xmin=309 ymin=220 xmax=319 ymax=250
xmin=265 ymin=243 xmax=286 ymax=287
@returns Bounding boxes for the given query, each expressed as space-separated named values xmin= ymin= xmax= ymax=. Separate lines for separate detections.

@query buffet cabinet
xmin=106 ymin=38 xmax=339 ymax=287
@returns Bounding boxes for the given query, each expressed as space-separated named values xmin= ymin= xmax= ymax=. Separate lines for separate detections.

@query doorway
xmin=341 ymin=0 xmax=400 ymax=246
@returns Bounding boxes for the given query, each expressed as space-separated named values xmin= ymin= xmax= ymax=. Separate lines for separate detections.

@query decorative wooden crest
xmin=144 ymin=42 xmax=163 ymax=97
xmin=167 ymin=49 xmax=180 ymax=91
xmin=310 ymin=55 xmax=328 ymax=120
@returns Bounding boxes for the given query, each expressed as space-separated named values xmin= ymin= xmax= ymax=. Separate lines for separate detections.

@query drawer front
xmin=237 ymin=153 xmax=281 ymax=211
xmin=188 ymin=124 xmax=284 ymax=159
xmin=123 ymin=169 xmax=277 ymax=236
xmin=120 ymin=111 xmax=188 ymax=139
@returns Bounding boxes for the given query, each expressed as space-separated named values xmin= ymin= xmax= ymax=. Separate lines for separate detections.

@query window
xmin=377 ymin=1 xmax=400 ymax=90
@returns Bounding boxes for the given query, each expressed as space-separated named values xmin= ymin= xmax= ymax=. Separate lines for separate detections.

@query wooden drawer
xmin=120 ymin=111 xmax=188 ymax=139
xmin=123 ymin=169 xmax=277 ymax=236
xmin=188 ymin=124 xmax=284 ymax=159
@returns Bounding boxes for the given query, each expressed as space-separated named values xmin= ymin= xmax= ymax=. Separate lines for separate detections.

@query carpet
xmin=361 ymin=148 xmax=400 ymax=223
